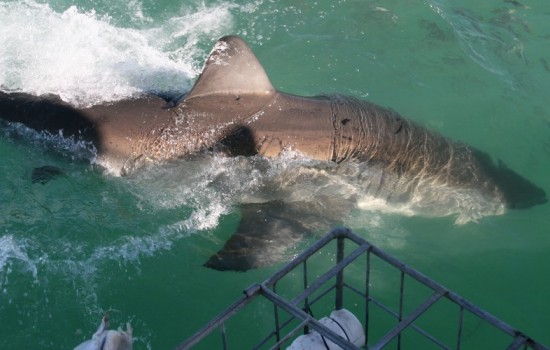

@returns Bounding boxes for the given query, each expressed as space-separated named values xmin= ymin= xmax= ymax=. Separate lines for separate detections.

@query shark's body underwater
xmin=0 ymin=36 xmax=546 ymax=271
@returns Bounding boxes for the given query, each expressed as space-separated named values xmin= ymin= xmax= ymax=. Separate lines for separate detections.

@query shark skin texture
xmin=0 ymin=36 xmax=546 ymax=271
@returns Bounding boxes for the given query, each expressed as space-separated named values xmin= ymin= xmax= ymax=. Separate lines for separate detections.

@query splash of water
xmin=0 ymin=0 xmax=245 ymax=106
xmin=0 ymin=235 xmax=38 ymax=288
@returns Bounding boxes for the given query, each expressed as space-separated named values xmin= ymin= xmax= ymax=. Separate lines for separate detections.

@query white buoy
xmin=287 ymin=308 xmax=365 ymax=350
xmin=74 ymin=315 xmax=132 ymax=350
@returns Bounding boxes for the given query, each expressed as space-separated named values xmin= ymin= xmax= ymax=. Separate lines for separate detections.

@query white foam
xmin=0 ymin=235 xmax=38 ymax=282
xmin=357 ymin=181 xmax=506 ymax=225
xmin=127 ymin=0 xmax=153 ymax=24
xmin=0 ymin=0 xmax=242 ymax=106
xmin=166 ymin=2 xmax=235 ymax=44
xmin=88 ymin=200 xmax=230 ymax=266
xmin=357 ymin=196 xmax=416 ymax=217
xmin=2 ymin=121 xmax=97 ymax=161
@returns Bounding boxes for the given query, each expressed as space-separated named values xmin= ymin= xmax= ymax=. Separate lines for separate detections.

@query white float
xmin=287 ymin=308 xmax=365 ymax=350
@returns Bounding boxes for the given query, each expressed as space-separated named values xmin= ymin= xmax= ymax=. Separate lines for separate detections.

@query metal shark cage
xmin=176 ymin=228 xmax=547 ymax=350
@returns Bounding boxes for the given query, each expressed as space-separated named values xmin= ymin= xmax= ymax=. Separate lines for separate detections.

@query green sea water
xmin=1 ymin=0 xmax=549 ymax=349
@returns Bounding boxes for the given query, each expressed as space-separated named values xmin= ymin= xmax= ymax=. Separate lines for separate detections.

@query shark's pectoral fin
xmin=204 ymin=201 xmax=313 ymax=272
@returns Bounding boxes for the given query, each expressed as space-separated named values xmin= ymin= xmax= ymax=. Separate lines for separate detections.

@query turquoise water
xmin=1 ymin=0 xmax=549 ymax=349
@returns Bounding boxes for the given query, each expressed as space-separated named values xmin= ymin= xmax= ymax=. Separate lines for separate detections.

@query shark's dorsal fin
xmin=185 ymin=36 xmax=275 ymax=100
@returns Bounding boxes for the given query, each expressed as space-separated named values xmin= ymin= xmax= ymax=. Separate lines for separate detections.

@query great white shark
xmin=0 ymin=35 xmax=546 ymax=271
